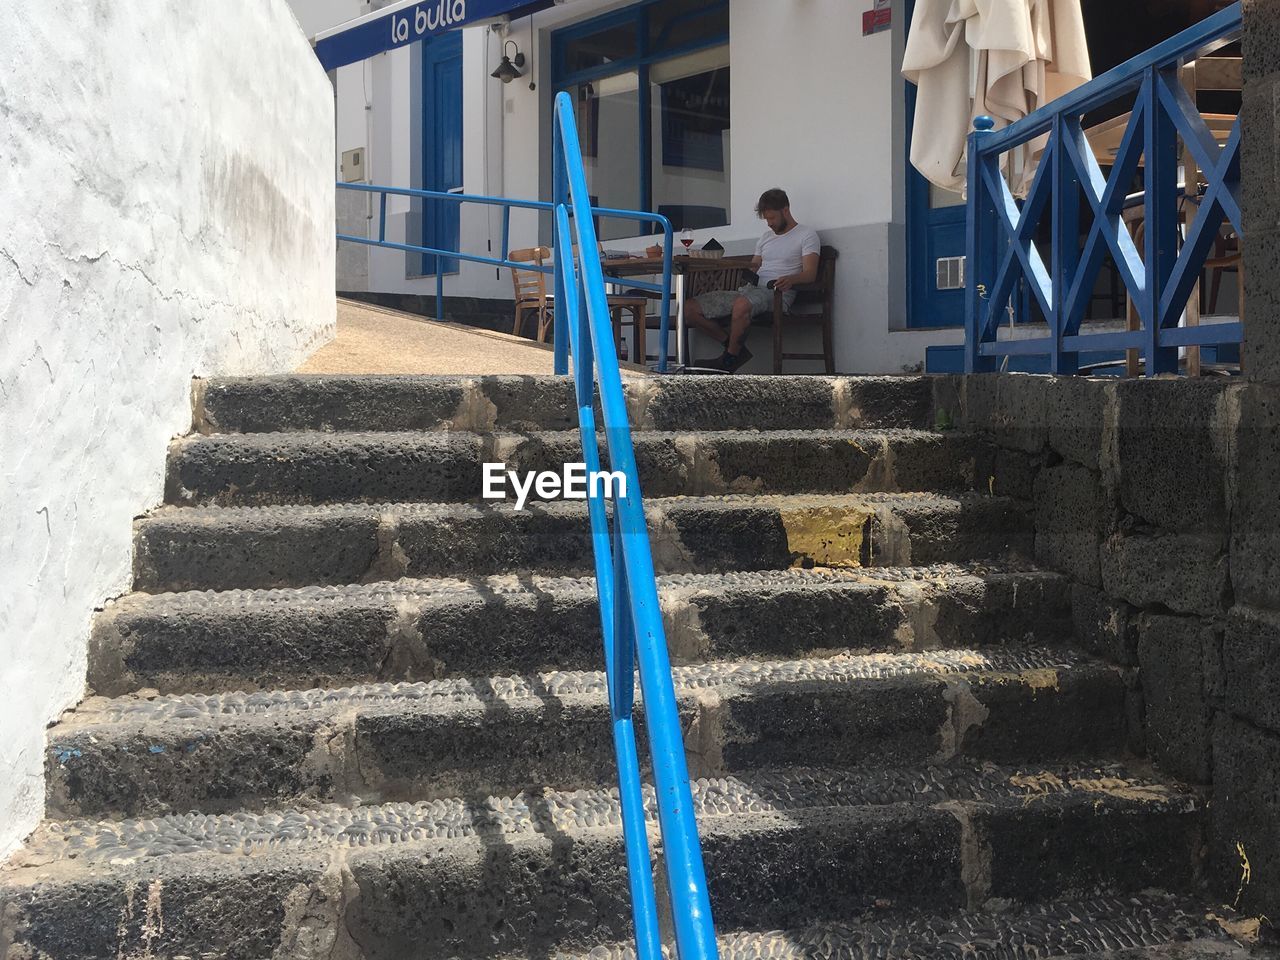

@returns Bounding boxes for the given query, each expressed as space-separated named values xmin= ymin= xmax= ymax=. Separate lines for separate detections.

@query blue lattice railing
xmin=965 ymin=3 xmax=1242 ymax=375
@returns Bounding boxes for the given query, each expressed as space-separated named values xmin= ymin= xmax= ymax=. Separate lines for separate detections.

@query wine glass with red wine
xmin=680 ymin=227 xmax=694 ymax=251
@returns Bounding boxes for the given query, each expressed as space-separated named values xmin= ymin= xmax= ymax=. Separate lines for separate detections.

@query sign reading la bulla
xmin=390 ymin=1 xmax=469 ymax=44
xmin=313 ymin=0 xmax=551 ymax=71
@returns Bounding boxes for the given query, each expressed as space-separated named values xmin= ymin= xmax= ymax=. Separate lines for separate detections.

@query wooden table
xmin=1085 ymin=112 xmax=1236 ymax=164
xmin=1028 ymin=113 xmax=1237 ymax=166
xmin=600 ymin=255 xmax=756 ymax=369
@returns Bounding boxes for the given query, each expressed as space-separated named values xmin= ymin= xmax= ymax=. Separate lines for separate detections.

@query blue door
xmin=904 ymin=2 xmax=967 ymax=328
xmin=421 ymin=31 xmax=462 ymax=276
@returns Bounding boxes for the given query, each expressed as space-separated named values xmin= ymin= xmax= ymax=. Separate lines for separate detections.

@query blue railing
xmin=550 ymin=89 xmax=718 ymax=960
xmin=965 ymin=3 xmax=1242 ymax=374
xmin=335 ymin=185 xmax=676 ymax=370
xmin=335 ymin=95 xmax=717 ymax=960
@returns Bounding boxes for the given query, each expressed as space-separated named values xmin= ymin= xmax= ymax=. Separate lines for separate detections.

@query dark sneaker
xmin=724 ymin=346 xmax=753 ymax=373
xmin=692 ymin=353 xmax=729 ymax=371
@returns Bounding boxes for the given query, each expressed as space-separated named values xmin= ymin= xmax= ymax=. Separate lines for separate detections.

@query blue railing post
xmin=965 ymin=116 xmax=998 ymax=373
xmin=552 ymin=133 xmax=570 ymax=376
xmin=1051 ymin=113 xmax=1080 ymax=374
xmin=1144 ymin=65 xmax=1181 ymax=375
xmin=554 ymin=204 xmax=663 ymax=960
xmin=658 ymin=231 xmax=673 ymax=372
xmin=553 ymin=89 xmax=719 ymax=960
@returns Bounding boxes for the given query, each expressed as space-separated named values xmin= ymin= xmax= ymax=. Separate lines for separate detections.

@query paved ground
xmin=297 ymin=299 xmax=648 ymax=376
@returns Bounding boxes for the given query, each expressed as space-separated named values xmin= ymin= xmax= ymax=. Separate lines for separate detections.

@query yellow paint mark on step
xmin=780 ymin=506 xmax=873 ymax=569
xmin=1066 ymin=777 xmax=1172 ymax=804
xmin=1020 ymin=668 xmax=1061 ymax=691
xmin=1209 ymin=910 xmax=1265 ymax=945
xmin=1009 ymin=772 xmax=1065 ymax=795
xmin=1235 ymin=841 xmax=1252 ymax=908
xmin=1008 ymin=772 xmax=1173 ymax=808
xmin=922 ymin=652 xmax=991 ymax=672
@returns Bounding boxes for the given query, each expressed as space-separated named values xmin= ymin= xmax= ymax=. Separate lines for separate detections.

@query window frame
xmin=551 ymin=0 xmax=730 ymax=234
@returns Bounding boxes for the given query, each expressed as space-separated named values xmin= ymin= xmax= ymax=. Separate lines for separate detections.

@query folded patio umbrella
xmin=902 ymin=0 xmax=1092 ymax=196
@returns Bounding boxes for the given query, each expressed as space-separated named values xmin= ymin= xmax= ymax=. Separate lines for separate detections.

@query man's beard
xmin=771 ymin=219 xmax=788 ymax=234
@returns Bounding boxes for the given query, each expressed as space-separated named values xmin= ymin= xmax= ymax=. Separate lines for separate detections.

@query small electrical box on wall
xmin=341 ymin=148 xmax=366 ymax=182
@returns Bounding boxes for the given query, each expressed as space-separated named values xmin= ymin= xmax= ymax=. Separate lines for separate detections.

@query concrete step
xmin=50 ymin=647 xmax=1123 ymax=819
xmin=89 ymin=565 xmax=1072 ymax=695
xmin=163 ymin=428 xmax=1010 ymax=507
xmin=193 ymin=373 xmax=935 ymax=434
xmin=133 ymin=492 xmax=1034 ymax=593
xmin=6 ymin=765 xmax=1204 ymax=958
xmin=551 ymin=895 xmax=1256 ymax=960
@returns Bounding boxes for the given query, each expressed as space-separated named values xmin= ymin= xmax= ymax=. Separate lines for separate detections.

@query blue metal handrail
xmin=964 ymin=3 xmax=1242 ymax=375
xmin=335 ymin=182 xmax=677 ymax=370
xmin=334 ymin=96 xmax=716 ymax=958
xmin=550 ymin=89 xmax=718 ymax=960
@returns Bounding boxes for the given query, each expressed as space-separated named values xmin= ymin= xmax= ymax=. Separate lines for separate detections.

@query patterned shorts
xmin=694 ymin=284 xmax=795 ymax=320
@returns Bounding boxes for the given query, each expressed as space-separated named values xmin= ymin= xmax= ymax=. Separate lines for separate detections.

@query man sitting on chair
xmin=686 ymin=188 xmax=821 ymax=373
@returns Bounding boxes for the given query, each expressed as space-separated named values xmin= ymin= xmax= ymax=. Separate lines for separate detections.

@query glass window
xmin=650 ymin=47 xmax=730 ymax=232
xmin=553 ymin=0 xmax=730 ymax=239
xmin=562 ymin=21 xmax=638 ymax=76
xmin=648 ymin=0 xmax=729 ymax=56
xmin=574 ymin=73 xmax=644 ymax=240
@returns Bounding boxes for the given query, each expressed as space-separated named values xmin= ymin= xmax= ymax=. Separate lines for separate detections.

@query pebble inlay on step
xmin=164 ymin=428 xmax=1006 ymax=505
xmin=89 ymin=563 xmax=1073 ymax=694
xmin=19 ymin=762 xmax=1194 ymax=868
xmin=550 ymin=894 xmax=1248 ymax=960
xmin=69 ymin=646 xmax=1089 ymax=725
xmin=48 ymin=646 xmax=1127 ymax=819
xmin=132 ymin=491 xmax=1034 ymax=590
xmin=194 ymin=374 xmax=936 ymax=434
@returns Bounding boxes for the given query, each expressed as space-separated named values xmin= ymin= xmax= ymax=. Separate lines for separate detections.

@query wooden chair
xmin=509 ymin=245 xmax=649 ymax=358
xmin=764 ymin=246 xmax=839 ymax=374
xmin=602 ymin=296 xmax=649 ymax=362
xmin=510 ymin=246 xmax=554 ymax=342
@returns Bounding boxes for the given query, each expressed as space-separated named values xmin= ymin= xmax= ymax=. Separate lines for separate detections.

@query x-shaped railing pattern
xmin=965 ymin=3 xmax=1242 ymax=375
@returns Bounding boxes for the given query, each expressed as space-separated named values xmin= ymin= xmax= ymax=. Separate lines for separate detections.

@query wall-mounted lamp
xmin=490 ymin=39 xmax=525 ymax=83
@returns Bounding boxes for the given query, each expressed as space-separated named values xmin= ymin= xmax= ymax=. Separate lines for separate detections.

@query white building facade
xmin=293 ymin=0 xmax=967 ymax=373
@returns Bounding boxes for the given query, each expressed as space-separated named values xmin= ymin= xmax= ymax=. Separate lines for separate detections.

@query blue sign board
xmin=314 ymin=0 xmax=555 ymax=71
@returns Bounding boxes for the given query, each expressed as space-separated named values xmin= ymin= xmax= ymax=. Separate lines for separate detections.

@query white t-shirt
xmin=755 ymin=223 xmax=821 ymax=286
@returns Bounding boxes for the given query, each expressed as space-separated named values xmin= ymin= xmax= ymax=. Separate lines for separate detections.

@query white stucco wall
xmin=292 ymin=0 xmax=370 ymax=38
xmin=0 ymin=1 xmax=335 ymax=860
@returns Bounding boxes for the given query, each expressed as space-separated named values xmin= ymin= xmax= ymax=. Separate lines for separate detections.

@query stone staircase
xmin=0 ymin=375 xmax=1261 ymax=959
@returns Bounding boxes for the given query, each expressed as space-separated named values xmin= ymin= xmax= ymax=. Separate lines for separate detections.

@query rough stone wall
xmin=0 ymin=2 xmax=335 ymax=860
xmin=935 ymin=374 xmax=1280 ymax=924
xmin=1243 ymin=0 xmax=1280 ymax=379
